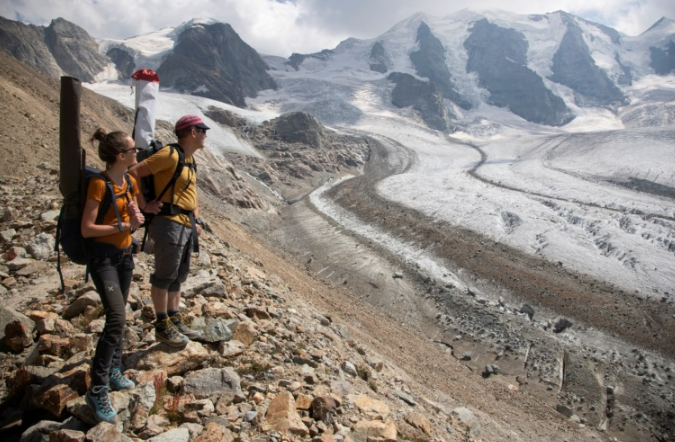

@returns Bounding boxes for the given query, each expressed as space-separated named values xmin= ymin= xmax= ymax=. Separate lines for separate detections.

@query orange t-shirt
xmin=86 ymin=173 xmax=139 ymax=249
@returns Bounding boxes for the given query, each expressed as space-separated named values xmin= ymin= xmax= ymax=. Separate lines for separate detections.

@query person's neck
xmin=177 ymin=140 xmax=198 ymax=156
xmin=105 ymin=163 xmax=127 ymax=185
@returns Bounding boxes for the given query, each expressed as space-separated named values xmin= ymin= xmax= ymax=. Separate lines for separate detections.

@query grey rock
xmin=63 ymin=291 xmax=101 ymax=319
xmin=7 ymin=257 xmax=33 ymax=271
xmin=393 ymin=389 xmax=418 ymax=406
xmin=451 ymin=407 xmax=480 ymax=436
xmin=341 ymin=360 xmax=358 ymax=377
xmin=39 ymin=211 xmax=60 ymax=223
xmin=0 ymin=228 xmax=17 ymax=243
xmin=199 ymin=318 xmax=233 ymax=343
xmin=184 ymin=278 xmax=227 ymax=298
xmin=19 ymin=420 xmax=61 ymax=442
xmin=27 ymin=232 xmax=54 ymax=260
xmin=556 ymin=403 xmax=574 ymax=418
xmin=183 ymin=367 xmax=244 ymax=402
xmin=0 ymin=306 xmax=35 ymax=343
xmin=519 ymin=304 xmax=535 ymax=320
xmin=146 ymin=427 xmax=190 ymax=442
xmin=553 ymin=317 xmax=574 ymax=333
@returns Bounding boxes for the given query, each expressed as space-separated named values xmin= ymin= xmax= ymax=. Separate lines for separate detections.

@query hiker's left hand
xmin=143 ymin=200 xmax=163 ymax=215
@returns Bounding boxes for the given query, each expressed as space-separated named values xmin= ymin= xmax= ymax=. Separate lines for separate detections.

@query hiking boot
xmin=170 ymin=312 xmax=202 ymax=340
xmin=86 ymin=385 xmax=117 ymax=424
xmin=155 ymin=317 xmax=189 ymax=347
xmin=109 ymin=368 xmax=135 ymax=391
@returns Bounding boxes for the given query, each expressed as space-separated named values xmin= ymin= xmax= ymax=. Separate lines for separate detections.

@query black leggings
xmin=88 ymin=252 xmax=134 ymax=387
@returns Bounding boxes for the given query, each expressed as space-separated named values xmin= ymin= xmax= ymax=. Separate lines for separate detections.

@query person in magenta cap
xmin=129 ymin=115 xmax=208 ymax=347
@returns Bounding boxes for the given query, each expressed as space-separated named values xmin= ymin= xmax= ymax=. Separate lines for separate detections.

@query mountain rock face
xmin=464 ymin=19 xmax=573 ymax=126
xmin=157 ymin=22 xmax=276 ymax=107
xmin=0 ymin=17 xmax=110 ymax=82
xmin=369 ymin=41 xmax=389 ymax=73
xmin=0 ymin=17 xmax=62 ymax=78
xmin=106 ymin=47 xmax=136 ymax=79
xmin=650 ymin=40 xmax=675 ymax=74
xmin=549 ymin=13 xmax=627 ymax=107
xmin=388 ymin=72 xmax=451 ymax=131
xmin=287 ymin=49 xmax=335 ymax=71
xmin=44 ymin=18 xmax=110 ymax=83
xmin=0 ymin=16 xmax=108 ymax=82
xmin=410 ymin=22 xmax=471 ymax=110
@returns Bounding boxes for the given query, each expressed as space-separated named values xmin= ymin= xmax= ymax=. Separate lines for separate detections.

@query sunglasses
xmin=193 ymin=127 xmax=208 ymax=134
xmin=122 ymin=147 xmax=141 ymax=153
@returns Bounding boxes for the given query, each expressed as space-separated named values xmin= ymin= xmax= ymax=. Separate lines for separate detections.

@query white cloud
xmin=2 ymin=0 xmax=673 ymax=57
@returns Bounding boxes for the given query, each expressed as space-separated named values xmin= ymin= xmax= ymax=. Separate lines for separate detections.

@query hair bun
xmin=93 ymin=127 xmax=107 ymax=142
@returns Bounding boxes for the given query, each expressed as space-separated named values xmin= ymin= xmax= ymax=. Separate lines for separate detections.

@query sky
xmin=3 ymin=0 xmax=675 ymax=57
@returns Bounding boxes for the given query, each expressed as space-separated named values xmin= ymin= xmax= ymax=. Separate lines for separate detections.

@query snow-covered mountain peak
xmin=642 ymin=16 xmax=675 ymax=36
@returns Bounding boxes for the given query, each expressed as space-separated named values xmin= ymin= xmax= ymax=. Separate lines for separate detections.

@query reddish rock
xmin=49 ymin=428 xmax=85 ymax=442
xmin=311 ymin=396 xmax=338 ymax=422
xmin=405 ymin=413 xmax=432 ymax=435
xmin=265 ymin=391 xmax=309 ymax=436
xmin=37 ymin=334 xmax=69 ymax=357
xmin=5 ymin=319 xmax=33 ymax=352
xmin=194 ymin=421 xmax=234 ymax=442
xmin=232 ymin=321 xmax=257 ymax=346
xmin=35 ymin=383 xmax=78 ymax=417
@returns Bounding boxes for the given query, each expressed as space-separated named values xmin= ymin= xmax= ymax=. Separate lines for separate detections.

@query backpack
xmin=56 ymin=75 xmax=136 ymax=291
xmin=137 ymin=142 xmax=196 ymax=210
xmin=136 ymin=143 xmax=199 ymax=253
xmin=55 ymin=168 xmax=134 ymax=291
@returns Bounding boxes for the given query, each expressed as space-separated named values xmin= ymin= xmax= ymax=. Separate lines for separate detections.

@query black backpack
xmin=137 ymin=142 xmax=196 ymax=213
xmin=137 ymin=143 xmax=199 ymax=253
xmin=55 ymin=169 xmax=134 ymax=290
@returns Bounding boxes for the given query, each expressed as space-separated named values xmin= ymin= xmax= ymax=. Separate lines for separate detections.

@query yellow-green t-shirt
xmin=143 ymin=145 xmax=197 ymax=227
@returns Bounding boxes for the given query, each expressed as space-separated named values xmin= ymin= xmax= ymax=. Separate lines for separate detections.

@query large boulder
xmin=272 ymin=112 xmax=325 ymax=147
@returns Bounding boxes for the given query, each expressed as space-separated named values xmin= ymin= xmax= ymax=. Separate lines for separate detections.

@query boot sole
xmin=156 ymin=335 xmax=189 ymax=347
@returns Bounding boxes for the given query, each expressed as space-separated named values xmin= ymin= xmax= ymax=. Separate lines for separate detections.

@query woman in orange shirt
xmin=81 ymin=128 xmax=144 ymax=424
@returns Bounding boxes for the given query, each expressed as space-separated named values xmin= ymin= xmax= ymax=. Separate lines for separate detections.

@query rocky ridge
xmin=205 ymin=108 xmax=370 ymax=203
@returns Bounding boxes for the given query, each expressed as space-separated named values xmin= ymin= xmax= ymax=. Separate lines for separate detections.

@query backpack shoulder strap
xmin=124 ymin=173 xmax=134 ymax=199
xmin=94 ymin=173 xmax=124 ymax=230
xmin=155 ymin=143 xmax=186 ymax=202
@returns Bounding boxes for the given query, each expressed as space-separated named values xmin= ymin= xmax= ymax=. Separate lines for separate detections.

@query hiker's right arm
xmin=81 ymin=198 xmax=132 ymax=238
xmin=128 ymin=161 xmax=162 ymax=215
